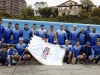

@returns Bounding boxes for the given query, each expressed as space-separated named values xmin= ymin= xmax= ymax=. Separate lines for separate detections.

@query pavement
xmin=0 ymin=60 xmax=100 ymax=75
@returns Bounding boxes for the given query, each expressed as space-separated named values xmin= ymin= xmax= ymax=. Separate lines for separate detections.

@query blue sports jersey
xmin=93 ymin=45 xmax=100 ymax=55
xmin=15 ymin=43 xmax=27 ymax=56
xmin=47 ymin=31 xmax=56 ymax=44
xmin=12 ymin=29 xmax=22 ymax=44
xmin=61 ymin=45 xmax=73 ymax=57
xmin=0 ymin=25 xmax=4 ymax=41
xmin=22 ymin=29 xmax=32 ymax=43
xmin=7 ymin=49 xmax=18 ymax=56
xmin=37 ymin=29 xmax=47 ymax=38
xmin=72 ymin=45 xmax=82 ymax=58
xmin=31 ymin=29 xmax=38 ymax=36
xmin=56 ymin=30 xmax=67 ymax=45
xmin=89 ymin=32 xmax=99 ymax=46
xmin=70 ymin=30 xmax=79 ymax=46
xmin=85 ymin=29 xmax=91 ymax=35
xmin=3 ymin=27 xmax=12 ymax=44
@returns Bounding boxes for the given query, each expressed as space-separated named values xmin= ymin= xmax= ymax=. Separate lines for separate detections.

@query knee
xmin=24 ymin=55 xmax=31 ymax=59
xmin=96 ymin=56 xmax=98 ymax=59
xmin=14 ymin=55 xmax=20 ymax=60
xmin=78 ymin=55 xmax=83 ymax=60
xmin=83 ymin=53 xmax=86 ymax=57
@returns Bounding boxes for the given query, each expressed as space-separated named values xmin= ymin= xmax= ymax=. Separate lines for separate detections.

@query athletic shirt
xmin=31 ymin=29 xmax=38 ymax=36
xmin=93 ymin=45 xmax=100 ymax=55
xmin=3 ymin=27 xmax=12 ymax=40
xmin=61 ymin=45 xmax=73 ymax=52
xmin=73 ymin=45 xmax=82 ymax=57
xmin=7 ymin=49 xmax=18 ymax=56
xmin=0 ymin=25 xmax=4 ymax=41
xmin=89 ymin=32 xmax=99 ymax=46
xmin=47 ymin=31 xmax=56 ymax=44
xmin=37 ymin=29 xmax=47 ymax=38
xmin=56 ymin=30 xmax=67 ymax=45
xmin=15 ymin=43 xmax=27 ymax=56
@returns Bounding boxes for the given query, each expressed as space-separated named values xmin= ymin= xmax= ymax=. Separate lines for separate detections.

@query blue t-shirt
xmin=37 ymin=29 xmax=47 ymax=38
xmin=0 ymin=25 xmax=4 ymax=41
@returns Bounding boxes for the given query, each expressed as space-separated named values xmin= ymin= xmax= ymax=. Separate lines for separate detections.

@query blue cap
xmin=41 ymin=24 xmax=44 ymax=26
xmin=86 ymin=42 xmax=90 ymax=45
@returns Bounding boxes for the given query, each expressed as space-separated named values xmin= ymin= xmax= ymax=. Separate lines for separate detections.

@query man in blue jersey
xmin=22 ymin=24 xmax=32 ymax=44
xmin=61 ymin=40 xmax=73 ymax=64
xmin=32 ymin=24 xmax=38 ymax=36
xmin=37 ymin=25 xmax=47 ymax=40
xmin=3 ymin=22 xmax=12 ymax=44
xmin=56 ymin=24 xmax=67 ymax=45
xmin=78 ymin=28 xmax=87 ymax=45
xmin=85 ymin=25 xmax=91 ymax=35
xmin=89 ymin=28 xmax=100 ymax=46
xmin=70 ymin=25 xmax=79 ymax=46
xmin=93 ymin=41 xmax=100 ymax=64
xmin=71 ymin=41 xmax=83 ymax=64
xmin=15 ymin=37 xmax=31 ymax=65
xmin=0 ymin=18 xmax=5 ymax=42
xmin=47 ymin=26 xmax=57 ymax=44
xmin=12 ymin=23 xmax=22 ymax=44
xmin=65 ymin=26 xmax=70 ymax=40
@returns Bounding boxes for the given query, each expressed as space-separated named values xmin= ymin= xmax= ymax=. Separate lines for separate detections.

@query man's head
xmin=33 ymin=24 xmax=37 ymax=29
xmin=97 ymin=41 xmax=100 ymax=47
xmin=76 ymin=41 xmax=80 ymax=46
xmin=40 ymin=25 xmax=44 ymax=30
xmin=86 ymin=42 xmax=90 ymax=47
xmin=65 ymin=40 xmax=69 ymax=46
xmin=2 ymin=44 xmax=8 ymax=52
xmin=92 ymin=28 xmax=96 ymax=33
xmin=73 ymin=25 xmax=77 ymax=31
xmin=15 ymin=23 xmax=19 ymax=29
xmin=50 ymin=25 xmax=54 ymax=31
xmin=24 ymin=23 xmax=28 ymax=29
xmin=0 ymin=18 xmax=2 ymax=25
xmin=9 ymin=44 xmax=14 ymax=49
xmin=65 ymin=26 xmax=68 ymax=31
xmin=87 ymin=25 xmax=90 ymax=30
xmin=19 ymin=37 xmax=24 ymax=44
xmin=60 ymin=24 xmax=63 ymax=30
xmin=8 ymin=22 xmax=12 ymax=28
xmin=81 ymin=28 xmax=84 ymax=33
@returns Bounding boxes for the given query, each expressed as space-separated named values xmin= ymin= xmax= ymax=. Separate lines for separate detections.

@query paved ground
xmin=0 ymin=60 xmax=100 ymax=75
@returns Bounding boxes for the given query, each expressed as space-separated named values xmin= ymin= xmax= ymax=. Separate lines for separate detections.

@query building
xmin=34 ymin=2 xmax=48 ymax=16
xmin=0 ymin=0 xmax=27 ymax=15
xmin=57 ymin=0 xmax=83 ymax=16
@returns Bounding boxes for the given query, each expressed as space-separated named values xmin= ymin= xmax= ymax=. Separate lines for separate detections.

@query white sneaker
xmin=8 ymin=64 xmax=11 ymax=66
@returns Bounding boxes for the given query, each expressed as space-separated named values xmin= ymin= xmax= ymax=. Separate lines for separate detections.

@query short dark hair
xmin=2 ymin=44 xmax=8 ymax=49
xmin=33 ymin=23 xmax=36 ymax=26
xmin=24 ymin=23 xmax=28 ymax=26
xmin=40 ymin=24 xmax=44 ymax=27
xmin=9 ymin=44 xmax=14 ymax=47
xmin=0 ymin=18 xmax=2 ymax=21
xmin=65 ymin=26 xmax=68 ymax=28
xmin=8 ymin=22 xmax=12 ymax=24
xmin=50 ymin=25 xmax=54 ymax=28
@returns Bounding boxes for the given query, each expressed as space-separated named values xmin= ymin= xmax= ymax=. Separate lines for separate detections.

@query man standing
xmin=85 ymin=25 xmax=91 ymax=35
xmin=12 ymin=23 xmax=22 ymax=44
xmin=0 ymin=18 xmax=4 ymax=43
xmin=70 ymin=25 xmax=79 ymax=46
xmin=22 ymin=24 xmax=32 ymax=44
xmin=47 ymin=26 xmax=57 ymax=44
xmin=3 ymin=22 xmax=12 ymax=44
xmin=65 ymin=26 xmax=70 ymax=40
xmin=89 ymin=28 xmax=99 ymax=46
xmin=56 ymin=24 xmax=67 ymax=45
xmin=31 ymin=24 xmax=38 ymax=36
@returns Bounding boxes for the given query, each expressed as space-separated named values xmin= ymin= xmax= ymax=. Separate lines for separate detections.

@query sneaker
xmin=0 ymin=63 xmax=2 ymax=66
xmin=67 ymin=61 xmax=69 ymax=64
xmin=8 ymin=64 xmax=11 ymax=66
xmin=81 ymin=62 xmax=85 ymax=64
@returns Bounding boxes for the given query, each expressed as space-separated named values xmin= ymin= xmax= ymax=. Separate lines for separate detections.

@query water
xmin=2 ymin=19 xmax=100 ymax=33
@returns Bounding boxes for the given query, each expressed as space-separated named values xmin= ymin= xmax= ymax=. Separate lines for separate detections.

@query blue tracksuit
xmin=31 ymin=29 xmax=38 ymax=36
xmin=89 ymin=32 xmax=99 ymax=46
xmin=70 ymin=30 xmax=79 ymax=46
xmin=78 ymin=32 xmax=87 ymax=45
xmin=0 ymin=50 xmax=7 ymax=64
xmin=65 ymin=30 xmax=70 ymax=40
xmin=83 ymin=46 xmax=94 ymax=59
xmin=56 ymin=30 xmax=67 ymax=45
xmin=72 ymin=45 xmax=82 ymax=58
xmin=47 ymin=31 xmax=56 ymax=44
xmin=22 ymin=29 xmax=32 ymax=44
xmin=85 ymin=29 xmax=91 ymax=35
xmin=7 ymin=49 xmax=18 ymax=56
xmin=93 ymin=45 xmax=100 ymax=56
xmin=37 ymin=29 xmax=47 ymax=38
xmin=0 ymin=25 xmax=4 ymax=41
xmin=15 ymin=43 xmax=27 ymax=57
xmin=12 ymin=29 xmax=22 ymax=44
xmin=61 ymin=45 xmax=73 ymax=57
xmin=3 ymin=27 xmax=12 ymax=44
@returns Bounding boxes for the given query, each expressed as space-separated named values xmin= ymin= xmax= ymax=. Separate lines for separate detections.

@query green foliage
xmin=91 ymin=8 xmax=100 ymax=17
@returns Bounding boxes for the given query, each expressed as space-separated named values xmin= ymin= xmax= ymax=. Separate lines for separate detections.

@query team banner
xmin=27 ymin=36 xmax=65 ymax=65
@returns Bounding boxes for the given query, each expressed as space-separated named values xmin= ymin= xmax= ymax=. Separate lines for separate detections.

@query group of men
xmin=0 ymin=18 xmax=100 ymax=66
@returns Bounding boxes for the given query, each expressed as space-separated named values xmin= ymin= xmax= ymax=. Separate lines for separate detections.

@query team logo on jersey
xmin=41 ymin=47 xmax=51 ymax=59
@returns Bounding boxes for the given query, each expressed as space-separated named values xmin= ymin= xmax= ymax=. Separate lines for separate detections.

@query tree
xmin=80 ymin=0 xmax=94 ymax=11
xmin=38 ymin=7 xmax=52 ymax=17
xmin=91 ymin=8 xmax=100 ymax=17
xmin=21 ymin=5 xmax=34 ymax=19
xmin=52 ymin=8 xmax=58 ymax=17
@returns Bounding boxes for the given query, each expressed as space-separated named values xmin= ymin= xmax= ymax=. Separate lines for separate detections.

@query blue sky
xmin=25 ymin=0 xmax=100 ymax=7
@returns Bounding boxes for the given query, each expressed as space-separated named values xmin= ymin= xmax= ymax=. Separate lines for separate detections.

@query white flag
xmin=28 ymin=36 xmax=65 ymax=65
